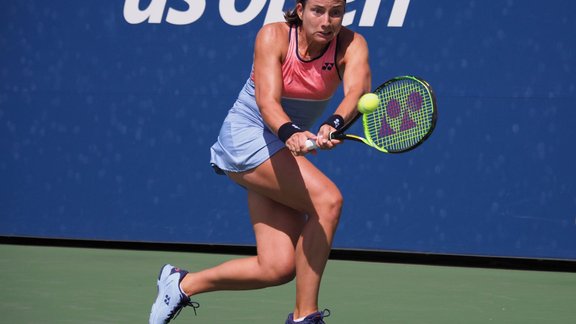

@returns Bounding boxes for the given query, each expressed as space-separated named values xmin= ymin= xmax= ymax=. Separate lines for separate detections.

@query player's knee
xmin=263 ymin=259 xmax=296 ymax=286
xmin=273 ymin=266 xmax=296 ymax=285
xmin=317 ymin=188 xmax=343 ymax=226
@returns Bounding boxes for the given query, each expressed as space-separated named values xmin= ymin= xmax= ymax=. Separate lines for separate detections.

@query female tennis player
xmin=149 ymin=0 xmax=371 ymax=323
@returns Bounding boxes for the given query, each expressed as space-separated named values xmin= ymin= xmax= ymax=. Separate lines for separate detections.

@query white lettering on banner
xmin=387 ymin=0 xmax=410 ymax=27
xmin=124 ymin=0 xmax=167 ymax=24
xmin=220 ymin=0 xmax=266 ymax=26
xmin=168 ymin=0 xmax=206 ymax=25
xmin=123 ymin=0 xmax=410 ymax=27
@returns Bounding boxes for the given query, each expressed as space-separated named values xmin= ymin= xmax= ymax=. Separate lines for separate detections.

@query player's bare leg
xmin=164 ymin=148 xmax=340 ymax=322
xmin=227 ymin=149 xmax=343 ymax=320
xmin=179 ymin=191 xmax=306 ymax=294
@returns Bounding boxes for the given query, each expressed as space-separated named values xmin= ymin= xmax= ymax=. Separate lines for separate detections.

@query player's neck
xmin=297 ymin=28 xmax=328 ymax=60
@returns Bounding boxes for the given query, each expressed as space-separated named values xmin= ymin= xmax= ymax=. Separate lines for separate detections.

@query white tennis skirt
xmin=210 ymin=78 xmax=330 ymax=174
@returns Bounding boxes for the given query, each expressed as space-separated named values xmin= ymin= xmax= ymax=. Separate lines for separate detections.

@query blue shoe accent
xmin=149 ymin=264 xmax=200 ymax=324
xmin=285 ymin=309 xmax=331 ymax=324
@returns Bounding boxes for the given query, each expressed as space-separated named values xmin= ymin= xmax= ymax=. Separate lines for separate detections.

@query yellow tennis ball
xmin=357 ymin=93 xmax=379 ymax=114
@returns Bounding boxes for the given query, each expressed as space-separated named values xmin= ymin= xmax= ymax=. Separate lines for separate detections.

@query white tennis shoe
xmin=149 ymin=264 xmax=199 ymax=324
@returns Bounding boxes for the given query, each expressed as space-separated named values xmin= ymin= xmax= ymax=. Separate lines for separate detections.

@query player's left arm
xmin=318 ymin=28 xmax=371 ymax=148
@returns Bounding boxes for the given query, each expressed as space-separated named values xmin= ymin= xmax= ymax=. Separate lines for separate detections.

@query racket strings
xmin=364 ymin=78 xmax=434 ymax=152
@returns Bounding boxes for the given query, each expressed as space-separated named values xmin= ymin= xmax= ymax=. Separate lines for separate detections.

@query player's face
xmin=297 ymin=0 xmax=345 ymax=44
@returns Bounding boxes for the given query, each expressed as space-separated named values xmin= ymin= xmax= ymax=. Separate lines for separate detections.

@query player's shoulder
xmin=255 ymin=22 xmax=290 ymax=59
xmin=336 ymin=27 xmax=369 ymax=66
xmin=338 ymin=27 xmax=368 ymax=48
xmin=257 ymin=22 xmax=290 ymax=41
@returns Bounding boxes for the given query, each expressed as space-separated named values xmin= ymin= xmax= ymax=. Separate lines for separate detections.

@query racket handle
xmin=305 ymin=139 xmax=318 ymax=150
xmin=305 ymin=132 xmax=337 ymax=150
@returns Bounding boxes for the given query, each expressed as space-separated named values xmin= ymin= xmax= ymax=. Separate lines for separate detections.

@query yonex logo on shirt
xmin=322 ymin=63 xmax=335 ymax=71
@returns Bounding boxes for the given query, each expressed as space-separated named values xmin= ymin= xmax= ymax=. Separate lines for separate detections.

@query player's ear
xmin=296 ymin=2 xmax=304 ymax=21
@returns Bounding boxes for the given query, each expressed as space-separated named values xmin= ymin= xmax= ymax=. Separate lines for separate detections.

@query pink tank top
xmin=281 ymin=25 xmax=341 ymax=100
xmin=251 ymin=25 xmax=341 ymax=101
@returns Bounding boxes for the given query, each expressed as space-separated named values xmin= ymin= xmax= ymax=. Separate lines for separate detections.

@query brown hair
xmin=283 ymin=0 xmax=347 ymax=26
xmin=284 ymin=0 xmax=306 ymax=26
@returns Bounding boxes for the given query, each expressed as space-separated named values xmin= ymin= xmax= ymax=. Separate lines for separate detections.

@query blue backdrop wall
xmin=1 ymin=0 xmax=575 ymax=260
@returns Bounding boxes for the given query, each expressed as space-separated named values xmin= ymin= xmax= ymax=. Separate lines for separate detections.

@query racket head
xmin=362 ymin=76 xmax=437 ymax=153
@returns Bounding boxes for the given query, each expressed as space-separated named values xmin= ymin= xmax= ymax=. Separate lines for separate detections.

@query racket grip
xmin=305 ymin=132 xmax=337 ymax=150
xmin=305 ymin=139 xmax=318 ymax=150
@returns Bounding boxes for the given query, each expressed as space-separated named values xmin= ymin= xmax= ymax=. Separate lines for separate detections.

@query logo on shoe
xmin=164 ymin=294 xmax=171 ymax=305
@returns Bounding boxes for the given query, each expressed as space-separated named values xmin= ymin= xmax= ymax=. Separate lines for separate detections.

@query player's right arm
xmin=253 ymin=23 xmax=288 ymax=132
xmin=253 ymin=23 xmax=316 ymax=154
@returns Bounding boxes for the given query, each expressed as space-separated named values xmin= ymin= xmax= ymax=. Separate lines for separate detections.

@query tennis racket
xmin=305 ymin=75 xmax=437 ymax=153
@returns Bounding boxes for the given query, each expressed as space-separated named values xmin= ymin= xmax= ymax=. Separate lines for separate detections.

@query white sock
xmin=294 ymin=316 xmax=306 ymax=322
xmin=179 ymin=283 xmax=187 ymax=296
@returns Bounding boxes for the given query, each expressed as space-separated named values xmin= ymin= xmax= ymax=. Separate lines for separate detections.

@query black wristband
xmin=277 ymin=122 xmax=304 ymax=143
xmin=321 ymin=114 xmax=345 ymax=130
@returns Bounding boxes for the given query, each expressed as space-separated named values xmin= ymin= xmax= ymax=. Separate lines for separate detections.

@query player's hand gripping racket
xmin=305 ymin=75 xmax=437 ymax=153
